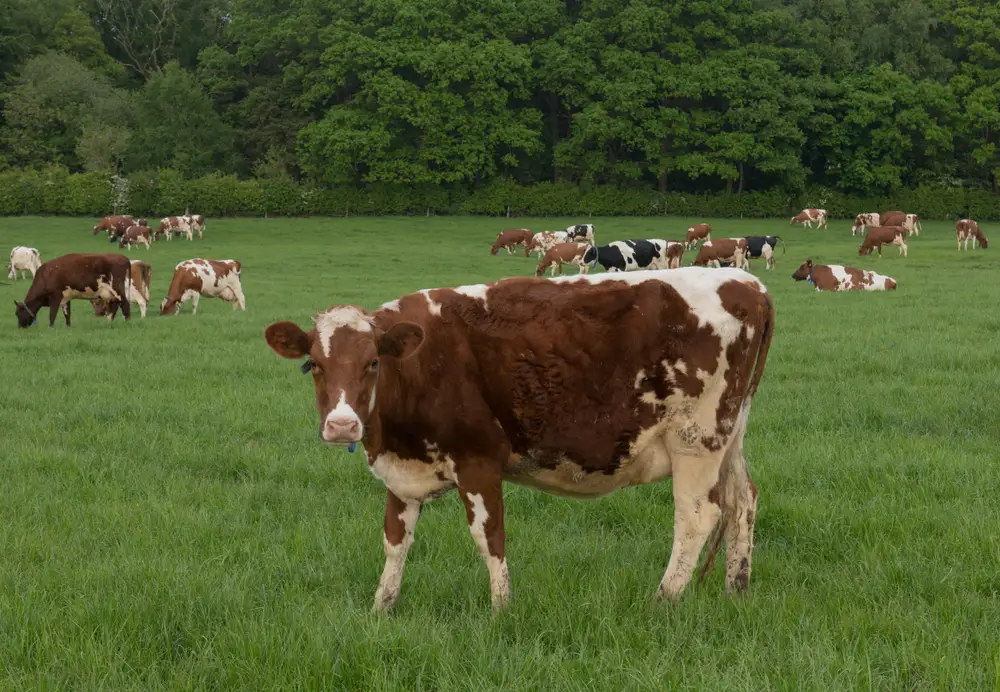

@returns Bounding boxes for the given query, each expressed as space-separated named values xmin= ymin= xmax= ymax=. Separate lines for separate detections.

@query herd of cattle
xmin=9 ymin=213 xmax=246 ymax=327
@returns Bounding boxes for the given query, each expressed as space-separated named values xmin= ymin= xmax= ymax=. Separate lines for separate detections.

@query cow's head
xmin=490 ymin=240 xmax=501 ymax=256
xmin=265 ymin=306 xmax=425 ymax=447
xmin=92 ymin=222 xmax=103 ymax=235
xmin=118 ymin=238 xmax=128 ymax=248
xmin=137 ymin=218 xmax=148 ymax=227
xmin=6 ymin=264 xmax=13 ymax=280
xmin=791 ymin=258 xmax=814 ymax=281
xmin=885 ymin=278 xmax=897 ymax=290
xmin=13 ymin=300 xmax=36 ymax=328
xmin=979 ymin=233 xmax=989 ymax=249
xmin=159 ymin=296 xmax=182 ymax=315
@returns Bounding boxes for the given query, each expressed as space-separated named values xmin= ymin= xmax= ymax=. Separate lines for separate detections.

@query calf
xmin=264 ymin=266 xmax=774 ymax=612
xmin=693 ymin=238 xmax=750 ymax=270
xmin=13 ymin=253 xmax=131 ymax=328
xmin=92 ymin=215 xmax=135 ymax=237
xmin=525 ymin=231 xmax=569 ymax=257
xmin=565 ymin=224 xmax=595 ymax=245
xmin=684 ymin=223 xmax=711 ymax=249
xmin=743 ymin=236 xmax=784 ymax=271
xmin=956 ymin=219 xmax=988 ymax=251
xmin=535 ymin=242 xmax=591 ymax=277
xmin=790 ymin=208 xmax=828 ymax=230
xmin=118 ymin=225 xmax=152 ymax=250
xmin=155 ymin=216 xmax=192 ymax=241
xmin=858 ymin=226 xmax=908 ymax=258
xmin=93 ymin=260 xmax=151 ymax=318
xmin=581 ymin=239 xmax=672 ymax=272
xmin=160 ymin=259 xmax=246 ymax=315
xmin=8 ymin=246 xmax=42 ymax=280
xmin=851 ymin=213 xmax=880 ymax=236
xmin=792 ymin=258 xmax=897 ymax=292
xmin=491 ymin=229 xmax=533 ymax=256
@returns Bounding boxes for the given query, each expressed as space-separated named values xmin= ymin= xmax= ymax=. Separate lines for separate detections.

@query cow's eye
xmin=368 ymin=359 xmax=379 ymax=371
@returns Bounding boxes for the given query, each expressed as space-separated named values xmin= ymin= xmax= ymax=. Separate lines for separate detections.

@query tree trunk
xmin=738 ymin=162 xmax=745 ymax=194
xmin=550 ymin=95 xmax=560 ymax=184
xmin=658 ymin=171 xmax=668 ymax=193
xmin=993 ymin=171 xmax=998 ymax=194
xmin=726 ymin=175 xmax=733 ymax=194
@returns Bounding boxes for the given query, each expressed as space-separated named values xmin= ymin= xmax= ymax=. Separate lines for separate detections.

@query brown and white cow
xmin=535 ymin=242 xmax=591 ymax=277
xmin=155 ymin=216 xmax=192 ymax=241
xmin=118 ymin=225 xmax=152 ymax=250
xmin=93 ymin=215 xmax=135 ymax=237
xmin=525 ymin=231 xmax=569 ymax=257
xmin=14 ymin=253 xmax=131 ymax=328
xmin=692 ymin=238 xmax=749 ymax=270
xmin=159 ymin=259 xmax=246 ymax=315
xmin=93 ymin=259 xmax=151 ymax=319
xmin=791 ymin=258 xmax=897 ymax=292
xmin=851 ymin=213 xmax=880 ymax=236
xmin=8 ymin=246 xmax=42 ymax=280
xmin=684 ymin=223 xmax=712 ymax=249
xmin=183 ymin=214 xmax=205 ymax=240
xmin=790 ymin=208 xmax=828 ymax=230
xmin=903 ymin=214 xmax=921 ymax=236
xmin=956 ymin=219 xmax=988 ymax=251
xmin=264 ymin=267 xmax=774 ymax=612
xmin=491 ymin=229 xmax=533 ymax=256
xmin=858 ymin=226 xmax=908 ymax=258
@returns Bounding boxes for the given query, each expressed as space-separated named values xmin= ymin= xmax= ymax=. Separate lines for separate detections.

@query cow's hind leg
xmin=372 ymin=490 xmax=421 ymax=613
xmin=458 ymin=475 xmax=510 ymax=612
xmin=657 ymin=449 xmax=725 ymax=603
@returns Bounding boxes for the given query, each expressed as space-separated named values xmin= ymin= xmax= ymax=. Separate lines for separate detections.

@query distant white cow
xmin=8 ymin=246 xmax=41 ymax=280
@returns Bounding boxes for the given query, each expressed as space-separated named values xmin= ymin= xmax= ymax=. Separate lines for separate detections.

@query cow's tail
xmin=775 ymin=235 xmax=786 ymax=254
xmin=140 ymin=262 xmax=152 ymax=300
xmin=696 ymin=288 xmax=774 ymax=586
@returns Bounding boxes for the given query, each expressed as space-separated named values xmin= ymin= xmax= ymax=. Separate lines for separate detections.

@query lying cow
xmin=565 ymin=224 xmax=595 ymax=245
xmin=581 ymin=239 xmax=674 ymax=272
xmin=851 ymin=212 xmax=880 ymax=236
xmin=14 ymin=253 xmax=131 ymax=328
xmin=535 ymin=242 xmax=591 ymax=277
xmin=956 ymin=219 xmax=988 ymax=250
xmin=525 ymin=231 xmax=569 ymax=257
xmin=858 ymin=226 xmax=908 ymax=257
xmin=93 ymin=215 xmax=135 ymax=237
xmin=155 ymin=216 xmax=192 ymax=241
xmin=118 ymin=225 xmax=152 ymax=250
xmin=160 ymin=259 xmax=246 ymax=315
xmin=8 ymin=246 xmax=41 ymax=280
xmin=93 ymin=260 xmax=151 ymax=318
xmin=792 ymin=258 xmax=897 ymax=292
xmin=692 ymin=238 xmax=749 ymax=270
xmin=684 ymin=223 xmax=711 ymax=249
xmin=491 ymin=229 xmax=533 ymax=256
xmin=790 ymin=208 xmax=827 ymax=230
xmin=264 ymin=266 xmax=774 ymax=612
xmin=743 ymin=236 xmax=784 ymax=270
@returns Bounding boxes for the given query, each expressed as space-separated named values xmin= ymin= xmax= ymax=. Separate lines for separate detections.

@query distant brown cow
xmin=155 ymin=216 xmax=191 ymax=241
xmin=14 ymin=253 xmax=131 ymax=328
xmin=94 ymin=259 xmax=151 ymax=318
xmin=791 ymin=258 xmax=897 ymax=292
xmin=684 ymin=223 xmax=711 ymax=249
xmin=692 ymin=238 xmax=749 ymax=269
xmin=858 ymin=226 xmax=908 ymax=257
xmin=956 ymin=219 xmax=988 ymax=251
xmin=93 ymin=215 xmax=134 ymax=237
xmin=160 ymin=259 xmax=245 ymax=315
xmin=491 ymin=229 xmax=533 ymax=256
xmin=790 ymin=208 xmax=828 ymax=230
xmin=535 ymin=242 xmax=591 ymax=277
xmin=879 ymin=211 xmax=905 ymax=228
xmin=118 ymin=225 xmax=152 ymax=250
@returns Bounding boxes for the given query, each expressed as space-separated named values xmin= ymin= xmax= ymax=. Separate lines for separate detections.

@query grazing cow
xmin=792 ymin=258 xmax=897 ymax=292
xmin=93 ymin=215 xmax=135 ymax=237
xmin=8 ymin=247 xmax=42 ymax=280
xmin=743 ymin=236 xmax=784 ymax=271
xmin=565 ymin=224 xmax=596 ymax=245
xmin=13 ymin=253 xmax=131 ymax=328
xmin=93 ymin=260 xmax=151 ymax=318
xmin=956 ymin=219 xmax=988 ymax=251
xmin=790 ymin=209 xmax=828 ymax=230
xmin=491 ymin=229 xmax=533 ymax=256
xmin=183 ymin=214 xmax=206 ymax=240
xmin=858 ymin=226 xmax=908 ymax=258
xmin=118 ymin=225 xmax=152 ymax=250
xmin=535 ymin=242 xmax=592 ymax=277
xmin=879 ymin=211 xmax=905 ymax=229
xmin=525 ymin=231 xmax=569 ymax=257
xmin=661 ymin=241 xmax=686 ymax=269
xmin=581 ymin=239 xmax=672 ymax=272
xmin=851 ymin=213 xmax=880 ymax=236
xmin=263 ymin=266 xmax=774 ymax=612
xmin=155 ymin=216 xmax=192 ymax=241
xmin=684 ymin=223 xmax=712 ymax=249
xmin=693 ymin=239 xmax=750 ymax=270
xmin=159 ymin=259 xmax=246 ymax=315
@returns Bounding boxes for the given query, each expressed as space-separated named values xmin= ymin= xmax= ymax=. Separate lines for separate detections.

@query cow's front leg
xmin=372 ymin=490 xmax=421 ymax=613
xmin=458 ymin=478 xmax=510 ymax=611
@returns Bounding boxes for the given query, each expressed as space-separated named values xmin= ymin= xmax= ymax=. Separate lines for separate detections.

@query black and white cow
xmin=743 ymin=236 xmax=785 ymax=270
xmin=582 ymin=239 xmax=669 ymax=272
xmin=565 ymin=224 xmax=596 ymax=245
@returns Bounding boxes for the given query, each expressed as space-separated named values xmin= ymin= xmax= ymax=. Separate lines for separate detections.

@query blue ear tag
xmin=347 ymin=442 xmax=357 ymax=453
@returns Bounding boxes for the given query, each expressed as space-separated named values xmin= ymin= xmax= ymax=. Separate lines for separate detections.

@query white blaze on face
xmin=322 ymin=391 xmax=363 ymax=443
xmin=314 ymin=305 xmax=373 ymax=357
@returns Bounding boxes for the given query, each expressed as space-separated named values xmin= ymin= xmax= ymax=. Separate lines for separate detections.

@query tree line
xmin=1 ymin=0 xmax=998 ymax=201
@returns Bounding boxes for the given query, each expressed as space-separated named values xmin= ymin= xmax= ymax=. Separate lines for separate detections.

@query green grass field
xmin=1 ymin=215 xmax=998 ymax=690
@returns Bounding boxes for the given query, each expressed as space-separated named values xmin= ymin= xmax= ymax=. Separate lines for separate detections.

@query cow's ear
xmin=265 ymin=321 xmax=312 ymax=359
xmin=378 ymin=322 xmax=424 ymax=360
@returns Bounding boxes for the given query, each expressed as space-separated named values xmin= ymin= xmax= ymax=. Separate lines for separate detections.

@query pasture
xmin=1 ymin=215 xmax=998 ymax=690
